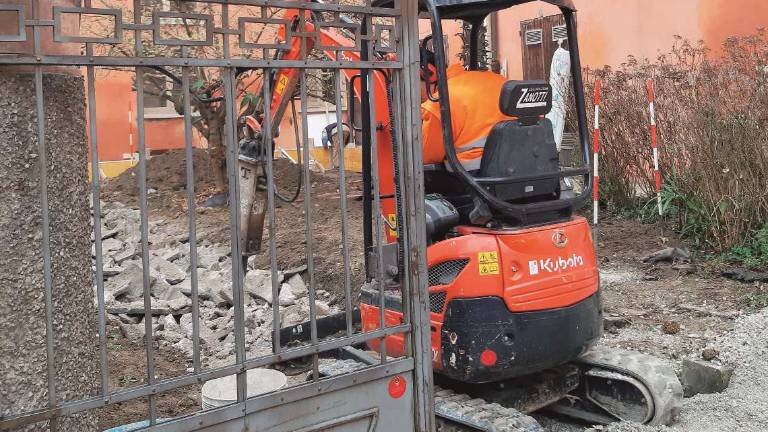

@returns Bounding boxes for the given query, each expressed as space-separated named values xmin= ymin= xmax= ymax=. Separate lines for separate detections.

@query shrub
xmin=572 ymin=31 xmax=768 ymax=252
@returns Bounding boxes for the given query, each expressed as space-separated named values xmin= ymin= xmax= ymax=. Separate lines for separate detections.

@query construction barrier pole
xmin=647 ymin=79 xmax=662 ymax=216
xmin=592 ymin=79 xmax=601 ymax=225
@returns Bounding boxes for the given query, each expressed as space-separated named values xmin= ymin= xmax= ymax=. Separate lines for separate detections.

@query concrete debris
xmin=118 ymin=322 xmax=146 ymax=341
xmin=102 ymin=266 xmax=123 ymax=277
xmin=102 ymin=237 xmax=124 ymax=253
xmin=112 ymin=248 xmax=136 ymax=265
xmin=152 ymin=278 xmax=185 ymax=301
xmin=286 ymin=274 xmax=308 ymax=297
xmin=681 ymin=359 xmax=734 ymax=397
xmin=315 ymin=301 xmax=332 ymax=317
xmin=283 ymin=264 xmax=308 ymax=278
xmin=245 ymin=270 xmax=276 ymax=304
xmin=642 ymin=247 xmax=691 ymax=264
xmin=278 ymin=283 xmax=296 ymax=306
xmin=151 ymin=255 xmax=186 ymax=285
xmin=701 ymin=347 xmax=720 ymax=361
xmin=106 ymin=261 xmax=155 ymax=301
xmin=162 ymin=247 xmax=183 ymax=262
xmin=96 ymin=204 xmax=341 ymax=365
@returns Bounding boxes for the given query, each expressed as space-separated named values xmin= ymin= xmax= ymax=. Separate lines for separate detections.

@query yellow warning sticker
xmin=478 ymin=251 xmax=500 ymax=275
xmin=387 ymin=214 xmax=397 ymax=237
xmin=275 ymin=75 xmax=289 ymax=96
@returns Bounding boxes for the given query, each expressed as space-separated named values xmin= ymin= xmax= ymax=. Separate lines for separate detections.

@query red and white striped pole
xmin=592 ymin=79 xmax=601 ymax=225
xmin=647 ymin=79 xmax=662 ymax=216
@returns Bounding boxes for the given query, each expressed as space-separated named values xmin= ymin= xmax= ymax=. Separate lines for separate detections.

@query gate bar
xmin=223 ymin=66 xmax=248 ymax=403
xmin=334 ymin=69 xmax=354 ymax=337
xmin=34 ymin=65 xmax=59 ymax=432
xmin=86 ymin=65 xmax=110 ymax=396
xmin=398 ymin=0 xmax=436 ymax=427
xmin=299 ymin=68 xmax=320 ymax=381
xmin=82 ymin=0 xmax=110 ymax=398
xmin=135 ymin=65 xmax=158 ymax=425
xmin=0 ymin=323 xmax=410 ymax=429
xmin=181 ymin=63 xmax=203 ymax=373
xmin=262 ymin=68 xmax=282 ymax=354
xmin=30 ymin=0 xmax=58 ymax=426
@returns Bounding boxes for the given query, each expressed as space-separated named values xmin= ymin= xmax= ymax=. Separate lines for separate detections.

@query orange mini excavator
xmin=237 ymin=0 xmax=683 ymax=430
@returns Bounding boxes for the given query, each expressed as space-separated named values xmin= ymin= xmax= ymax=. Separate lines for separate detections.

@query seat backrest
xmin=478 ymin=117 xmax=559 ymax=201
xmin=477 ymin=81 xmax=559 ymax=202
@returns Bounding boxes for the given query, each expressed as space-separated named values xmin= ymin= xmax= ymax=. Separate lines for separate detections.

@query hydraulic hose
xmin=384 ymin=72 xmax=406 ymax=281
xmin=269 ymin=98 xmax=303 ymax=204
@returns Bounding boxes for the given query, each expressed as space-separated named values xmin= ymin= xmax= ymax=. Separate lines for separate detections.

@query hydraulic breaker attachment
xmin=238 ymin=135 xmax=268 ymax=257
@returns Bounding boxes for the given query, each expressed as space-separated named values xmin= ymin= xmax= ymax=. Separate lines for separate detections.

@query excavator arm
xmin=239 ymin=2 xmax=400 ymax=263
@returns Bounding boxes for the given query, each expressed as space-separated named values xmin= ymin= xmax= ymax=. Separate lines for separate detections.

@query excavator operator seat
xmin=478 ymin=81 xmax=559 ymax=203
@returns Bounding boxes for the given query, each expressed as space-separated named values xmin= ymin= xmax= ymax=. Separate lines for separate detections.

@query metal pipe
xmin=181 ymin=64 xmax=202 ymax=373
xmin=299 ymin=67 xmax=320 ymax=380
xmin=86 ymin=65 xmax=109 ymax=395
xmin=135 ymin=65 xmax=157 ymax=424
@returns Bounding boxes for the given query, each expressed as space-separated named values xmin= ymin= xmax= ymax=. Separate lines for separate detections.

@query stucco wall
xmin=0 ymin=72 xmax=99 ymax=431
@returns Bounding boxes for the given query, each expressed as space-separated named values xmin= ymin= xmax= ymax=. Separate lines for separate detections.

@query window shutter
xmin=524 ymin=29 xmax=543 ymax=45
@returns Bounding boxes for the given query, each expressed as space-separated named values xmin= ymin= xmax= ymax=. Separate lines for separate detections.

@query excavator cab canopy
xmin=407 ymin=0 xmax=592 ymax=226
xmin=373 ymin=0 xmax=575 ymax=19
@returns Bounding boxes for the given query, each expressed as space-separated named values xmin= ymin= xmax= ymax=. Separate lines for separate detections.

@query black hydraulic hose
xmin=147 ymin=66 xmax=225 ymax=104
xmin=272 ymin=99 xmax=304 ymax=204
xmin=384 ymin=72 xmax=405 ymax=282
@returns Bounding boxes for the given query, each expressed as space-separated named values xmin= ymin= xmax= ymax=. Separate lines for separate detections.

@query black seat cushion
xmin=478 ymin=117 xmax=559 ymax=202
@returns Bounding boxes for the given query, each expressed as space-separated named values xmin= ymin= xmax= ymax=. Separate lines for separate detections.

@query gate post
xmin=399 ymin=0 xmax=436 ymax=430
xmin=0 ymin=1 xmax=99 ymax=430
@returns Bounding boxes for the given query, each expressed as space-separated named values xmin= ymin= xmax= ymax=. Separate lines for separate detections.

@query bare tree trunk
xmin=205 ymin=117 xmax=228 ymax=192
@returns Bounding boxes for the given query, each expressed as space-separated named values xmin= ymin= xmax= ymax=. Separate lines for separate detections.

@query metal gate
xmin=0 ymin=0 xmax=433 ymax=430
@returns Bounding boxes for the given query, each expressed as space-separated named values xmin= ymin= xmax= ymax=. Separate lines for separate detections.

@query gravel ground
xmin=585 ymin=306 xmax=768 ymax=432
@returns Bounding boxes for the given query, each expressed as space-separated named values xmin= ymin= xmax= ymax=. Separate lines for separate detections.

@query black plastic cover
xmin=439 ymin=294 xmax=602 ymax=384
xmin=478 ymin=117 xmax=560 ymax=201
xmin=498 ymin=81 xmax=552 ymax=120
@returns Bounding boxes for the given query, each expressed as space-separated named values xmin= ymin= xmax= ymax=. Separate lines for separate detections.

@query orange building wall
xmin=495 ymin=0 xmax=768 ymax=79
xmin=90 ymin=69 xmax=204 ymax=164
xmin=85 ymin=0 xmax=768 ymax=174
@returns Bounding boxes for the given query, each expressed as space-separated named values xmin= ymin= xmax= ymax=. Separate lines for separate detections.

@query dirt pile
xmin=101 ymin=149 xmax=366 ymax=297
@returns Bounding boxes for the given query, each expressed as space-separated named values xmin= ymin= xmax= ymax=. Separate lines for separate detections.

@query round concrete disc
xmin=202 ymin=368 xmax=288 ymax=404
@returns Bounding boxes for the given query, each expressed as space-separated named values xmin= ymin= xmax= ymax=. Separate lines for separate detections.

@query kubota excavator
xmin=236 ymin=0 xmax=684 ymax=430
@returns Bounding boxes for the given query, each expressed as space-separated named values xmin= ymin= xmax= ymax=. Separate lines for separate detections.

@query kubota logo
xmin=552 ymin=230 xmax=568 ymax=248
xmin=528 ymin=253 xmax=585 ymax=275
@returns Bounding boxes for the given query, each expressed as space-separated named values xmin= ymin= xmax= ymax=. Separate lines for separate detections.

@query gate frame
xmin=0 ymin=0 xmax=434 ymax=430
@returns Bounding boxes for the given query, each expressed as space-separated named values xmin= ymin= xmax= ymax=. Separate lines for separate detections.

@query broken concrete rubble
xmin=151 ymin=255 xmax=186 ymax=285
xmin=96 ymin=204 xmax=342 ymax=366
xmin=681 ymin=359 xmax=734 ymax=397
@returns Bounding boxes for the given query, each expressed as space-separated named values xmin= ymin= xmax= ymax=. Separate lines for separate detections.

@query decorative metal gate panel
xmin=0 ymin=0 xmax=433 ymax=430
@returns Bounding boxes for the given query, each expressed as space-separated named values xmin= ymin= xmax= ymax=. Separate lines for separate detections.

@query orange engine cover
xmin=361 ymin=216 xmax=600 ymax=372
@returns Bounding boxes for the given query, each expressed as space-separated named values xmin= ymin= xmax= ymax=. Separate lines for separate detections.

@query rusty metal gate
xmin=0 ymin=0 xmax=433 ymax=431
